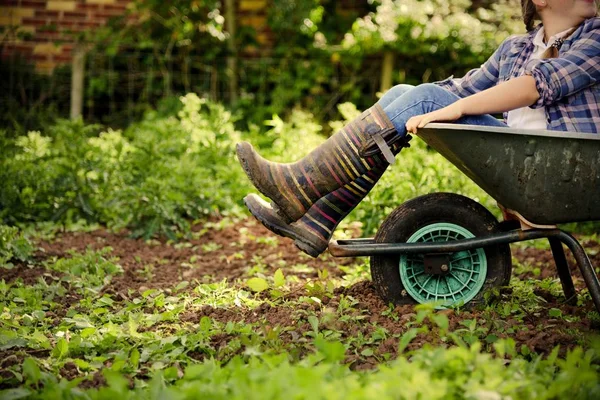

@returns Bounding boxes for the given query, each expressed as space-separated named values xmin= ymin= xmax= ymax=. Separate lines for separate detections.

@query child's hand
xmin=405 ymin=102 xmax=464 ymax=134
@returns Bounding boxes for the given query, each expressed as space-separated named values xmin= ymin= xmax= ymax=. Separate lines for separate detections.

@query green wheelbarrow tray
xmin=328 ymin=123 xmax=600 ymax=315
xmin=418 ymin=123 xmax=600 ymax=225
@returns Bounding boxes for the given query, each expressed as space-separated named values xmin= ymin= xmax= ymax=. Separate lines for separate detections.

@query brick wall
xmin=1 ymin=0 xmax=131 ymax=73
xmin=1 ymin=0 xmax=366 ymax=74
xmin=238 ymin=0 xmax=270 ymax=48
xmin=1 ymin=0 xmax=272 ymax=74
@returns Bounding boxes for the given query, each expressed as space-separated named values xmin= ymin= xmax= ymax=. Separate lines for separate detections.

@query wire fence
xmin=2 ymin=49 xmax=387 ymax=131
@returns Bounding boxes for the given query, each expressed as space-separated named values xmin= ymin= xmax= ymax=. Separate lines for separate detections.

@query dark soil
xmin=34 ymin=219 xmax=355 ymax=297
xmin=512 ymin=239 xmax=600 ymax=284
xmin=4 ymin=219 xmax=600 ymax=382
xmin=0 ymin=262 xmax=63 ymax=286
xmin=0 ymin=349 xmax=50 ymax=390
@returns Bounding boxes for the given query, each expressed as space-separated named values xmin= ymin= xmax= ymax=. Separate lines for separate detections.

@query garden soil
xmin=3 ymin=218 xmax=600 ymax=372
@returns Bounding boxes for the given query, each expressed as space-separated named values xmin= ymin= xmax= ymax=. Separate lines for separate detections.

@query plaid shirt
xmin=435 ymin=17 xmax=600 ymax=134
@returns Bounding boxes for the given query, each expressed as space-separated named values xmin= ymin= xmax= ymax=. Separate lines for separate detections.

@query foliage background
xmin=2 ymin=0 xmax=599 ymax=237
xmin=2 ymin=0 xmax=524 ymax=132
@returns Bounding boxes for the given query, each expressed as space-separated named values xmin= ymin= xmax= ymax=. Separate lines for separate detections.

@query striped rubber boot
xmin=237 ymin=103 xmax=398 ymax=224
xmin=291 ymin=166 xmax=388 ymax=251
xmin=244 ymin=140 xmax=409 ymax=257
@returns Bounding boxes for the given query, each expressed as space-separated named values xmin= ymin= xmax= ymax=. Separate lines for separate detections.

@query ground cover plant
xmin=0 ymin=97 xmax=496 ymax=238
xmin=1 ymin=220 xmax=600 ymax=398
xmin=1 ymin=97 xmax=600 ymax=398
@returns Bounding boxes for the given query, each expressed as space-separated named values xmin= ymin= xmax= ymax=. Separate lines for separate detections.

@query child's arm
xmin=407 ymin=18 xmax=600 ymax=133
xmin=406 ymin=75 xmax=539 ymax=133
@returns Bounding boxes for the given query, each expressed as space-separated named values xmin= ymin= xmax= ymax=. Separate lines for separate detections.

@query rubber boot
xmin=237 ymin=103 xmax=401 ymax=224
xmin=245 ymin=139 xmax=410 ymax=257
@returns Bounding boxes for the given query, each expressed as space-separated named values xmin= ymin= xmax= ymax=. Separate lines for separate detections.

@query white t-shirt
xmin=506 ymin=27 xmax=573 ymax=130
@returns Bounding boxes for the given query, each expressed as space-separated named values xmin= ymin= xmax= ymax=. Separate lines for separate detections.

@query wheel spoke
xmin=408 ymin=269 xmax=425 ymax=279
xmin=420 ymin=275 xmax=433 ymax=290
xmin=452 ymin=266 xmax=475 ymax=273
xmin=449 ymin=285 xmax=457 ymax=301
xmin=449 ymin=272 xmax=466 ymax=287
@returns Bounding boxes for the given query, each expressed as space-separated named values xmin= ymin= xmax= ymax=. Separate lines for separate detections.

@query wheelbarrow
xmin=328 ymin=123 xmax=600 ymax=312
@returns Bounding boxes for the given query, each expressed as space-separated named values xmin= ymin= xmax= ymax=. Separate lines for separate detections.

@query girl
xmin=237 ymin=0 xmax=600 ymax=257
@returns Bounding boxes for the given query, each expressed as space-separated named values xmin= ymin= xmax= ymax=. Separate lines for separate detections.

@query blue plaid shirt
xmin=435 ymin=17 xmax=600 ymax=134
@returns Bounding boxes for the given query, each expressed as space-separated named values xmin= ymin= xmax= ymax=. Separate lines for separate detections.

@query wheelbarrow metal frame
xmin=328 ymin=229 xmax=600 ymax=312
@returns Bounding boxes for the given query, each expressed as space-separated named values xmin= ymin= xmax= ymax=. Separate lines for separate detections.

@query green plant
xmin=0 ymin=96 xmax=252 ymax=239
xmin=48 ymin=247 xmax=122 ymax=288
xmin=0 ymin=225 xmax=34 ymax=267
xmin=246 ymin=268 xmax=287 ymax=299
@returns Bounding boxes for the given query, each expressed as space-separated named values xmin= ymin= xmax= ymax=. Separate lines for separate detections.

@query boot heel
xmin=244 ymin=194 xmax=327 ymax=257
xmin=293 ymin=239 xmax=321 ymax=258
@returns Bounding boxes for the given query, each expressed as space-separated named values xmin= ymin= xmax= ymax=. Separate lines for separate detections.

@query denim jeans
xmin=376 ymin=83 xmax=507 ymax=136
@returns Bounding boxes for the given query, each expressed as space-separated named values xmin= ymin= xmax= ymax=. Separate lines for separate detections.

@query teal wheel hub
xmin=399 ymin=223 xmax=487 ymax=307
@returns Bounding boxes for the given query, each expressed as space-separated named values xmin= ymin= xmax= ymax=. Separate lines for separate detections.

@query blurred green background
xmin=5 ymin=0 xmax=595 ymax=239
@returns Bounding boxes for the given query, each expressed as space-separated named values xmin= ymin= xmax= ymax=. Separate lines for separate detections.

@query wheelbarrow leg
xmin=556 ymin=231 xmax=600 ymax=314
xmin=548 ymin=237 xmax=577 ymax=305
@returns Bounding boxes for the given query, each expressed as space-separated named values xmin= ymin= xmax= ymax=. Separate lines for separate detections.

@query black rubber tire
xmin=370 ymin=193 xmax=512 ymax=306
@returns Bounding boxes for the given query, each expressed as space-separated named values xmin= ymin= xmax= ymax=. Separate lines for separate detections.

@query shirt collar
xmin=533 ymin=26 xmax=575 ymax=49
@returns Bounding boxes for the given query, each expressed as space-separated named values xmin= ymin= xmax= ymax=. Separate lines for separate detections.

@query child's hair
xmin=520 ymin=0 xmax=539 ymax=32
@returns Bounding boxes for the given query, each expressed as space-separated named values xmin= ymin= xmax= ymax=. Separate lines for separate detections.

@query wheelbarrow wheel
xmin=370 ymin=193 xmax=512 ymax=307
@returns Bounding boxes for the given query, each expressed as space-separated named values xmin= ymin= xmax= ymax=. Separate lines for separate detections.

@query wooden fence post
xmin=225 ymin=0 xmax=238 ymax=104
xmin=380 ymin=51 xmax=394 ymax=93
xmin=70 ymin=44 xmax=85 ymax=120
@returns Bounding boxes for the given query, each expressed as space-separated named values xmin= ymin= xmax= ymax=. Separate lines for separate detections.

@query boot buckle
xmin=362 ymin=123 xmax=404 ymax=164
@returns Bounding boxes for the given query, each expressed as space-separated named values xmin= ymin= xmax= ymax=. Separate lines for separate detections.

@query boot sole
xmin=236 ymin=143 xmax=297 ymax=224
xmin=244 ymin=195 xmax=323 ymax=258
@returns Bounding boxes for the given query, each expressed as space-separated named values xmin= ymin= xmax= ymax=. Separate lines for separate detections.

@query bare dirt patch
xmin=35 ymin=219 xmax=355 ymax=297
xmin=0 ymin=263 xmax=63 ymax=285
xmin=512 ymin=238 xmax=600 ymax=285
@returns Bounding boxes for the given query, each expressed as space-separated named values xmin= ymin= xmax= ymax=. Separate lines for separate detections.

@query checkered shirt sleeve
xmin=435 ymin=39 xmax=511 ymax=98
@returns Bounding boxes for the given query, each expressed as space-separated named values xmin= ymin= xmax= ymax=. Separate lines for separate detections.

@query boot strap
xmin=372 ymin=133 xmax=396 ymax=165
xmin=359 ymin=124 xmax=412 ymax=163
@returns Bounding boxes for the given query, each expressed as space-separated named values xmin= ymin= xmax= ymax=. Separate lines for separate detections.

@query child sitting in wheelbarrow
xmin=237 ymin=0 xmax=600 ymax=257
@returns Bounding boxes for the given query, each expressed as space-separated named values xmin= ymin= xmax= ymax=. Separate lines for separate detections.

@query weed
xmin=0 ymin=225 xmax=34 ymax=267
xmin=201 ymin=242 xmax=222 ymax=253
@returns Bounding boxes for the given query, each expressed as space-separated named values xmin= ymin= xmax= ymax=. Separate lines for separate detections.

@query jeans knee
xmin=378 ymin=84 xmax=415 ymax=108
xmin=405 ymin=83 xmax=456 ymax=106
xmin=411 ymin=83 xmax=446 ymax=96
xmin=388 ymin=84 xmax=414 ymax=98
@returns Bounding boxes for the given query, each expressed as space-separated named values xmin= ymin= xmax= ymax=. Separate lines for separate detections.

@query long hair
xmin=520 ymin=0 xmax=539 ymax=32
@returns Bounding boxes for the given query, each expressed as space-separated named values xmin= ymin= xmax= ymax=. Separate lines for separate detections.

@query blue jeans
xmin=376 ymin=83 xmax=506 ymax=135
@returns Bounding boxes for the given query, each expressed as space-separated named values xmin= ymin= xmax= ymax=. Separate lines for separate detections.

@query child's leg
xmin=382 ymin=83 xmax=506 ymax=131
xmin=239 ymin=83 xmax=507 ymax=256
xmin=237 ymin=85 xmax=417 ymax=224
xmin=299 ymin=84 xmax=506 ymax=241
